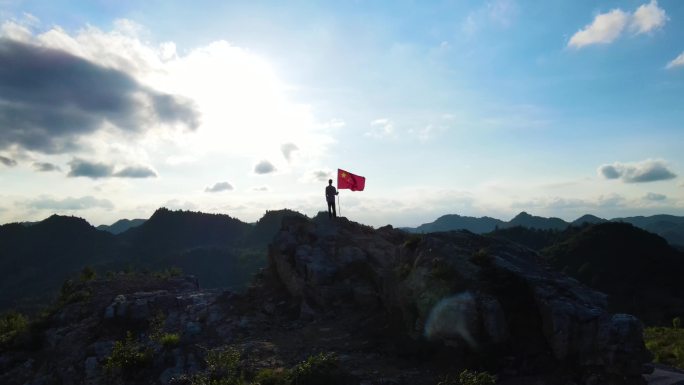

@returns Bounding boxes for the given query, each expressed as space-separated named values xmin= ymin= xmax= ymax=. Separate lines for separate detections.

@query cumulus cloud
xmin=643 ymin=192 xmax=667 ymax=201
xmin=568 ymin=9 xmax=629 ymax=48
xmin=252 ymin=186 xmax=269 ymax=192
xmin=33 ymin=162 xmax=61 ymax=172
xmin=67 ymin=158 xmax=114 ymax=179
xmin=568 ymin=1 xmax=667 ymax=48
xmin=113 ymin=166 xmax=157 ymax=178
xmin=366 ymin=118 xmax=394 ymax=138
xmin=666 ymin=52 xmax=684 ymax=69
xmin=26 ymin=195 xmax=114 ymax=210
xmin=0 ymin=155 xmax=16 ymax=167
xmin=631 ymin=0 xmax=668 ymax=34
xmin=205 ymin=181 xmax=234 ymax=193
xmin=254 ymin=160 xmax=276 ymax=175
xmin=598 ymin=159 xmax=677 ymax=183
xmin=281 ymin=142 xmax=299 ymax=162
xmin=0 ymin=39 xmax=199 ymax=154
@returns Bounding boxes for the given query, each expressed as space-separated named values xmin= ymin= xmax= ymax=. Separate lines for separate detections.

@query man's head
xmin=328 ymin=179 xmax=333 ymax=185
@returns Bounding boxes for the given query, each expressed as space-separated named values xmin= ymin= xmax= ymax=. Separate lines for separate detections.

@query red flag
xmin=337 ymin=168 xmax=365 ymax=191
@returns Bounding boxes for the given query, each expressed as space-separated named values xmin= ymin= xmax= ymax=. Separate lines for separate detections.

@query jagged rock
xmin=185 ymin=321 xmax=202 ymax=335
xmin=84 ymin=356 xmax=98 ymax=378
xmin=268 ymin=215 xmax=651 ymax=383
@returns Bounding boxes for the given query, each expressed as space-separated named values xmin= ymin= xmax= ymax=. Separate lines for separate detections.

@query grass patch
xmin=104 ymin=331 xmax=153 ymax=379
xmin=159 ymin=333 xmax=180 ymax=348
xmin=252 ymin=367 xmax=289 ymax=385
xmin=644 ymin=326 xmax=684 ymax=369
xmin=289 ymin=352 xmax=345 ymax=385
xmin=0 ymin=311 xmax=28 ymax=345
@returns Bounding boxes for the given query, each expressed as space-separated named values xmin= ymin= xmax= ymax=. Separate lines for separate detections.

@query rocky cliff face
xmin=269 ymin=214 xmax=651 ymax=384
xmin=0 ymin=214 xmax=652 ymax=385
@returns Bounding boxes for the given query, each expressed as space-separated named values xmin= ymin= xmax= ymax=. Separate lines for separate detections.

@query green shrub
xmin=206 ymin=347 xmax=241 ymax=375
xmin=170 ymin=346 xmax=246 ymax=385
xmin=289 ymin=352 xmax=344 ymax=385
xmin=458 ymin=369 xmax=497 ymax=385
xmin=252 ymin=367 xmax=289 ymax=385
xmin=153 ymin=267 xmax=183 ymax=279
xmin=149 ymin=310 xmax=165 ymax=340
xmin=0 ymin=311 xmax=28 ymax=344
xmin=674 ymin=317 xmax=682 ymax=329
xmin=160 ymin=333 xmax=180 ymax=348
xmin=104 ymin=331 xmax=153 ymax=378
xmin=470 ymin=248 xmax=493 ymax=266
xmin=403 ymin=234 xmax=423 ymax=251
xmin=80 ymin=266 xmax=97 ymax=282
xmin=645 ymin=326 xmax=684 ymax=369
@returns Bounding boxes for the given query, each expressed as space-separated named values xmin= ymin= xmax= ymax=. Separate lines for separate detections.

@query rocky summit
xmin=0 ymin=214 xmax=651 ymax=385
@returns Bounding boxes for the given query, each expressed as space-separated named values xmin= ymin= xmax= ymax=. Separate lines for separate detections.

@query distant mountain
xmin=504 ymin=211 xmax=569 ymax=230
xmin=613 ymin=215 xmax=684 ymax=247
xmin=119 ymin=207 xmax=253 ymax=252
xmin=0 ymin=215 xmax=120 ymax=311
xmin=542 ymin=222 xmax=684 ymax=325
xmin=405 ymin=211 xmax=684 ymax=248
xmin=96 ymin=218 xmax=146 ymax=234
xmin=0 ymin=208 xmax=307 ymax=312
xmin=411 ymin=214 xmax=504 ymax=234
xmin=405 ymin=211 xmax=570 ymax=234
xmin=570 ymin=214 xmax=607 ymax=227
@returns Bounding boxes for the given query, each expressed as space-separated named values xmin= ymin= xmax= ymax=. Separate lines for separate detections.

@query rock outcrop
xmin=269 ymin=214 xmax=651 ymax=384
xmin=0 ymin=213 xmax=652 ymax=385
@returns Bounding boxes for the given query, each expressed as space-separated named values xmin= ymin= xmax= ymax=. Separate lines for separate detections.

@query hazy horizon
xmin=1 ymin=1 xmax=683 ymax=227
xmin=3 ymin=206 xmax=683 ymax=230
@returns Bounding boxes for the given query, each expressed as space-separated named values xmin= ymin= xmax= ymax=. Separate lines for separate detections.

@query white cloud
xmin=568 ymin=9 xmax=629 ymax=48
xmin=666 ymin=52 xmax=684 ymax=69
xmin=631 ymin=0 xmax=668 ymax=35
xmin=569 ymin=1 xmax=668 ymax=48
xmin=0 ymin=20 xmax=32 ymax=41
xmin=366 ymin=118 xmax=394 ymax=139
xmin=597 ymin=159 xmax=677 ymax=183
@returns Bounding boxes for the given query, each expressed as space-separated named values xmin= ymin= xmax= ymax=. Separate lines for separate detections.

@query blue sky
xmin=0 ymin=0 xmax=683 ymax=227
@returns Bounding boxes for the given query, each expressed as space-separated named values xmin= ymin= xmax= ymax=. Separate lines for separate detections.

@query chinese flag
xmin=338 ymin=168 xmax=366 ymax=191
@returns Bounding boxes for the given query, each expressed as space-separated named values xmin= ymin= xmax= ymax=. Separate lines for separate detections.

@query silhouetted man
xmin=325 ymin=179 xmax=339 ymax=218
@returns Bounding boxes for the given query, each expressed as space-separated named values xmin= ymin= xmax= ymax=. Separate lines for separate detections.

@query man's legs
xmin=327 ymin=201 xmax=336 ymax=218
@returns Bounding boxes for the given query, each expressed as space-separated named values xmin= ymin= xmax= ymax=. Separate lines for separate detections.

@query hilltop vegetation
xmin=0 ymin=208 xmax=306 ymax=313
xmin=488 ymin=222 xmax=684 ymax=325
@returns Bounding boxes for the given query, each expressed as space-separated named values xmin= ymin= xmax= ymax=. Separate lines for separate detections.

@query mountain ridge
xmin=404 ymin=211 xmax=684 ymax=247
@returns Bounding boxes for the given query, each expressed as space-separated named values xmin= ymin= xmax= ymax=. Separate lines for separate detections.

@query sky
xmin=0 ymin=0 xmax=683 ymax=227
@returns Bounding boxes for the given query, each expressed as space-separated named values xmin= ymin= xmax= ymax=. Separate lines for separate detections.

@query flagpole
xmin=338 ymin=194 xmax=341 ymax=217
